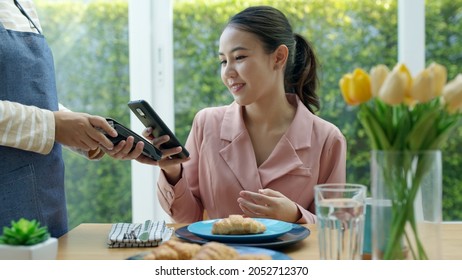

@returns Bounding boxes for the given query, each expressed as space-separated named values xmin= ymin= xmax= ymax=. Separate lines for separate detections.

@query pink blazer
xmin=157 ymin=94 xmax=346 ymax=224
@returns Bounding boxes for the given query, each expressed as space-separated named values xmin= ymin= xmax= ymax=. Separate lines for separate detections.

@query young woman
xmin=138 ymin=6 xmax=346 ymax=224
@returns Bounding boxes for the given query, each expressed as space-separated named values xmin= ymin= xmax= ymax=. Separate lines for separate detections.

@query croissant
xmin=143 ymin=245 xmax=179 ymax=260
xmin=143 ymin=239 xmax=272 ymax=260
xmin=212 ymin=215 xmax=266 ymax=235
xmin=236 ymin=254 xmax=272 ymax=260
xmin=143 ymin=240 xmax=201 ymax=260
xmin=163 ymin=240 xmax=202 ymax=260
xmin=192 ymin=242 xmax=239 ymax=260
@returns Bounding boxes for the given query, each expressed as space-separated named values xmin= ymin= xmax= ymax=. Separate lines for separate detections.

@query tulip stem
xmin=380 ymin=152 xmax=432 ymax=260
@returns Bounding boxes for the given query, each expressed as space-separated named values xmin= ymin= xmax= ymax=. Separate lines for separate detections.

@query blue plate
xmin=187 ymin=218 xmax=293 ymax=243
xmin=127 ymin=245 xmax=291 ymax=260
xmin=176 ymin=224 xmax=310 ymax=249
xmin=233 ymin=246 xmax=291 ymax=260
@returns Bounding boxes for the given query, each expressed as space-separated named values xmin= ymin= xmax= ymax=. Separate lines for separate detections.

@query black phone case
xmin=128 ymin=100 xmax=189 ymax=159
xmin=105 ymin=118 xmax=162 ymax=161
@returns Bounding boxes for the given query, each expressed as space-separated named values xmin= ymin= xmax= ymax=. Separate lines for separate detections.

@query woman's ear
xmin=273 ymin=44 xmax=289 ymax=70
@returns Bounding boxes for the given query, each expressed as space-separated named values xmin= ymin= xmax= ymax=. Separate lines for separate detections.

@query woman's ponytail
xmin=285 ymin=34 xmax=320 ymax=114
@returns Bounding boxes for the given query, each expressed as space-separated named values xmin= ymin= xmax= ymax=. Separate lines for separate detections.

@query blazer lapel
xmin=219 ymin=103 xmax=262 ymax=192
xmin=258 ymin=136 xmax=306 ymax=186
xmin=259 ymin=94 xmax=314 ymax=186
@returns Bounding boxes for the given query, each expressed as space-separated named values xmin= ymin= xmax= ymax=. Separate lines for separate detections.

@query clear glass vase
xmin=370 ymin=150 xmax=442 ymax=260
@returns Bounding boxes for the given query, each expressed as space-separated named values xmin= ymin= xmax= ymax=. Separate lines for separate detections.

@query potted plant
xmin=0 ymin=218 xmax=58 ymax=260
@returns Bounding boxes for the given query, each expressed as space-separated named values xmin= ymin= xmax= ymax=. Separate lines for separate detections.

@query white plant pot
xmin=0 ymin=237 xmax=58 ymax=260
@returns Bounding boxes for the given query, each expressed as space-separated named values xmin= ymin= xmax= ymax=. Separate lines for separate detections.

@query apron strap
xmin=13 ymin=0 xmax=41 ymax=34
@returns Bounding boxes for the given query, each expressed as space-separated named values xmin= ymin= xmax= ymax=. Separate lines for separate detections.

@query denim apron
xmin=0 ymin=12 xmax=67 ymax=237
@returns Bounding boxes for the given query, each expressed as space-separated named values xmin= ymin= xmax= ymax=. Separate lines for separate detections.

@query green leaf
xmin=391 ymin=108 xmax=411 ymax=149
xmin=406 ymin=110 xmax=439 ymax=151
xmin=360 ymin=104 xmax=392 ymax=149
xmin=0 ymin=218 xmax=50 ymax=246
xmin=429 ymin=122 xmax=459 ymax=149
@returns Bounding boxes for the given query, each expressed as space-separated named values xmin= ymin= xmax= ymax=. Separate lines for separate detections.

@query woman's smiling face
xmin=219 ymin=26 xmax=279 ymax=106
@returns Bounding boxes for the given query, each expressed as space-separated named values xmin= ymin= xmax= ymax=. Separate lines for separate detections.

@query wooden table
xmin=57 ymin=223 xmax=462 ymax=260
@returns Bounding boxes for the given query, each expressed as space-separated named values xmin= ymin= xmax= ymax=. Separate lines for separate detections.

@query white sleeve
xmin=0 ymin=100 xmax=55 ymax=154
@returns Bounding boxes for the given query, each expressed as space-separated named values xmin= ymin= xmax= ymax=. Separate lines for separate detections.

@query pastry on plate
xmin=212 ymin=215 xmax=266 ymax=235
xmin=143 ymin=245 xmax=179 ymax=260
xmin=143 ymin=240 xmax=201 ymax=260
xmin=142 ymin=239 xmax=273 ymax=260
xmin=163 ymin=239 xmax=202 ymax=260
xmin=192 ymin=242 xmax=239 ymax=260
xmin=236 ymin=254 xmax=272 ymax=260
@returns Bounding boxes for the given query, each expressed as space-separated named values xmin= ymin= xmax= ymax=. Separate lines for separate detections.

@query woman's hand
xmin=101 ymin=136 xmax=151 ymax=161
xmin=237 ymin=189 xmax=302 ymax=223
xmin=141 ymin=127 xmax=190 ymax=184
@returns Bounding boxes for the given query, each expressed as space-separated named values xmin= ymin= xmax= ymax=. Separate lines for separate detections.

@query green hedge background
xmin=36 ymin=0 xmax=461 ymax=230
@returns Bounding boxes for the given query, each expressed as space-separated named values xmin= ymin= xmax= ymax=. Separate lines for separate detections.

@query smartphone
xmin=104 ymin=118 xmax=162 ymax=161
xmin=128 ymin=100 xmax=189 ymax=159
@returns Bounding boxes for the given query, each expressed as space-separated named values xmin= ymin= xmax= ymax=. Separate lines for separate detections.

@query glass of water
xmin=314 ymin=183 xmax=367 ymax=260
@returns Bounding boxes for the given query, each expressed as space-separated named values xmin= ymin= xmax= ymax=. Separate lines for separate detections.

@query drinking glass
xmin=314 ymin=183 xmax=367 ymax=260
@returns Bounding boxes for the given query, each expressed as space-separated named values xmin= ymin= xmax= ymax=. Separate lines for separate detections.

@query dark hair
xmin=226 ymin=6 xmax=320 ymax=113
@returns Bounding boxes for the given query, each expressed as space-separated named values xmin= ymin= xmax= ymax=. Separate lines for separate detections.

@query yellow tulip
xmin=339 ymin=68 xmax=372 ymax=106
xmin=370 ymin=64 xmax=390 ymax=97
xmin=410 ymin=68 xmax=435 ymax=103
xmin=378 ymin=65 xmax=409 ymax=105
xmin=394 ymin=63 xmax=413 ymax=105
xmin=339 ymin=73 xmax=355 ymax=105
xmin=427 ymin=62 xmax=447 ymax=96
xmin=442 ymin=74 xmax=462 ymax=113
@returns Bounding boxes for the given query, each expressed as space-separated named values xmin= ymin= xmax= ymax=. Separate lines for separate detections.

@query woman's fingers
xmin=102 ymin=137 xmax=145 ymax=160
xmin=258 ymin=188 xmax=283 ymax=197
xmin=237 ymin=197 xmax=268 ymax=217
xmin=239 ymin=190 xmax=272 ymax=204
xmin=142 ymin=127 xmax=153 ymax=139
xmin=238 ymin=189 xmax=301 ymax=222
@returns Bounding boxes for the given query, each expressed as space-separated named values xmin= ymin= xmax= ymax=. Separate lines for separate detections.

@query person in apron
xmin=0 ymin=0 xmax=142 ymax=237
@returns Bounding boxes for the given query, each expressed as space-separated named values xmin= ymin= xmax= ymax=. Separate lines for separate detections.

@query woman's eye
xmin=220 ymin=60 xmax=227 ymax=66
xmin=236 ymin=56 xmax=246 ymax=60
